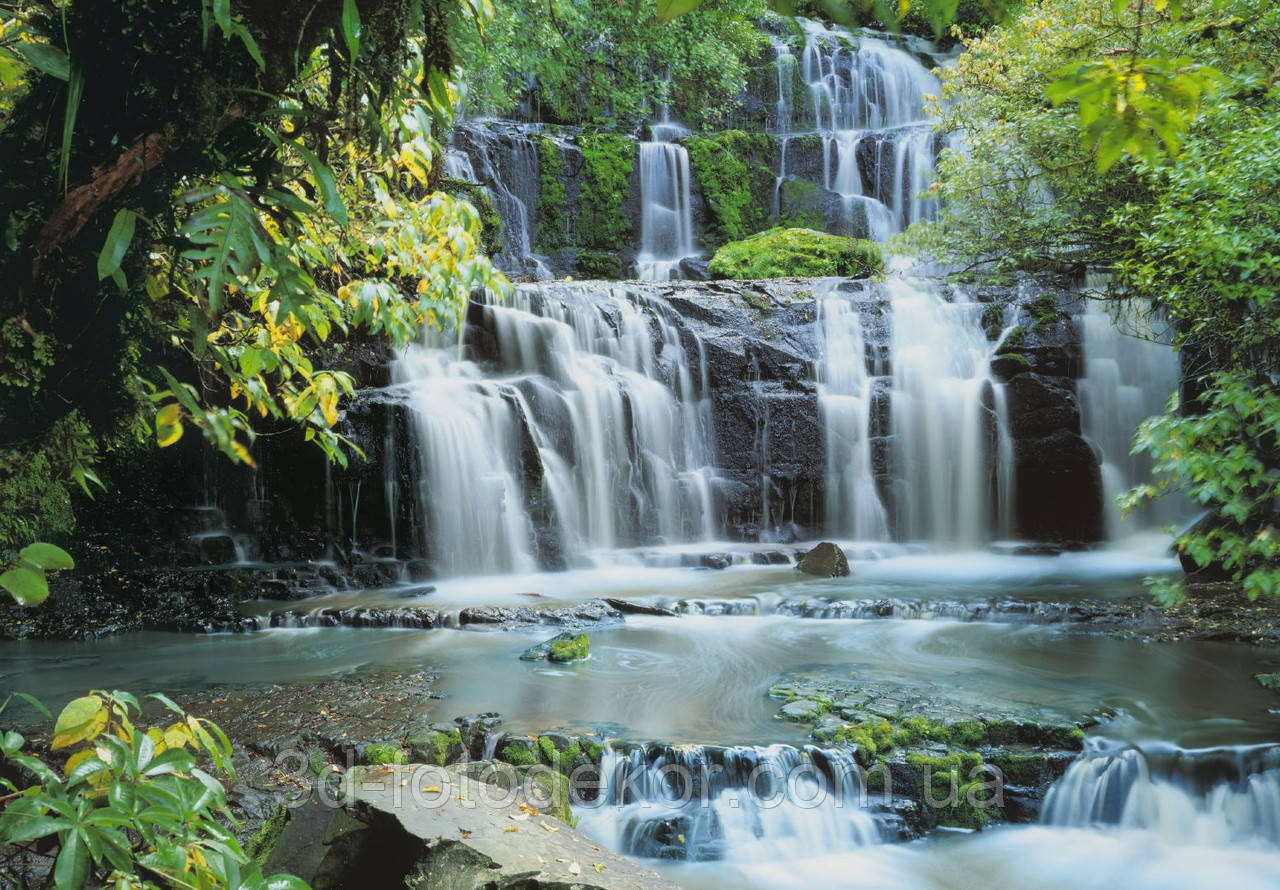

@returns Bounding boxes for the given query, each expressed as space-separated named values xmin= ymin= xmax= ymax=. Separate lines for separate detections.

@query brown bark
xmin=32 ymin=132 xmax=166 ymax=276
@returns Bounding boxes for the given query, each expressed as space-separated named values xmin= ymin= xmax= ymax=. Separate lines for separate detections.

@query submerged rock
xmin=796 ymin=541 xmax=851 ymax=577
xmin=520 ymin=631 xmax=591 ymax=663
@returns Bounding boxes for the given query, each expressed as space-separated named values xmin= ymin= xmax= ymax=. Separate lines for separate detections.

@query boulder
xmin=796 ymin=542 xmax=851 ymax=577
xmin=520 ymin=631 xmax=590 ymax=663
xmin=312 ymin=765 xmax=681 ymax=890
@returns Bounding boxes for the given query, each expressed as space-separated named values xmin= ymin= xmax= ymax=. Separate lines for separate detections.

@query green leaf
xmin=342 ymin=0 xmax=362 ymax=61
xmin=656 ymin=0 xmax=703 ymax=22
xmin=5 ymin=816 xmax=71 ymax=844
xmin=213 ymin=0 xmax=232 ymax=37
xmin=1 ymin=567 xmax=49 ymax=607
xmin=59 ymin=64 xmax=84 ymax=194
xmin=53 ymin=695 xmax=107 ymax=749
xmin=54 ymin=829 xmax=89 ymax=890
xmin=97 ymin=210 xmax=137 ymax=280
xmin=10 ymin=42 xmax=70 ymax=80
xmin=293 ymin=143 xmax=348 ymax=226
xmin=20 ymin=542 xmax=75 ymax=571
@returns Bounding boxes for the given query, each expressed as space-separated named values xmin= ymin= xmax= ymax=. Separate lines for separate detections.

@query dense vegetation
xmin=709 ymin=227 xmax=883 ymax=279
xmin=894 ymin=0 xmax=1279 ymax=600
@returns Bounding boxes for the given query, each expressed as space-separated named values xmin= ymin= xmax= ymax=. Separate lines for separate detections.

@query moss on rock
xmin=575 ymin=250 xmax=624 ymax=280
xmin=408 ymin=729 xmax=463 ymax=767
xmin=499 ymin=740 xmax=539 ymax=767
xmin=440 ymin=178 xmax=503 ymax=258
xmin=547 ymin=633 xmax=590 ymax=663
xmin=685 ymin=130 xmax=777 ymax=246
xmin=244 ymin=803 xmax=288 ymax=865
xmin=362 ymin=742 xmax=408 ymax=765
xmin=535 ymin=136 xmax=568 ymax=252
xmin=577 ymin=133 xmax=635 ymax=251
xmin=709 ymin=228 xmax=883 ymax=280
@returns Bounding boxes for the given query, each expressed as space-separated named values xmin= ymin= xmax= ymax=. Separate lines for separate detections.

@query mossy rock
xmin=520 ymin=631 xmax=590 ymax=664
xmin=244 ymin=803 xmax=289 ymax=865
xmin=407 ymin=729 xmax=464 ymax=767
xmin=362 ymin=743 xmax=408 ymax=766
xmin=1029 ymin=293 xmax=1061 ymax=328
xmin=796 ymin=541 xmax=851 ymax=578
xmin=575 ymin=250 xmax=624 ymax=280
xmin=577 ymin=133 xmax=635 ymax=251
xmin=997 ymin=324 xmax=1026 ymax=353
xmin=440 ymin=177 xmax=503 ymax=258
xmin=979 ymin=303 xmax=1005 ymax=341
xmin=1256 ymin=672 xmax=1280 ymax=691
xmin=535 ymin=136 xmax=568 ymax=251
xmin=709 ymin=228 xmax=882 ymax=280
xmin=987 ymin=752 xmax=1045 ymax=787
xmin=990 ymin=352 xmax=1032 ymax=380
xmin=497 ymin=737 xmax=539 ymax=767
xmin=684 ymin=130 xmax=777 ymax=245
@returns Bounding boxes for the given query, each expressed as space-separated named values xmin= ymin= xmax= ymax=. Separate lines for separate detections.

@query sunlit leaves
xmin=656 ymin=0 xmax=704 ymax=22
xmin=155 ymin=403 xmax=184 ymax=447
xmin=342 ymin=0 xmax=362 ymax=61
xmin=1048 ymin=54 xmax=1222 ymax=171
xmin=7 ymin=40 xmax=70 ymax=80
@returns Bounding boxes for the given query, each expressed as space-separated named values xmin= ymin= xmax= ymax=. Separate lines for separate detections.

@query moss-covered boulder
xmin=708 ymin=227 xmax=883 ymax=280
xmin=796 ymin=541 xmax=851 ymax=578
xmin=520 ymin=631 xmax=590 ymax=664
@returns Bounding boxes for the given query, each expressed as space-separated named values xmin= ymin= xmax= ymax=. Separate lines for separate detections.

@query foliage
xmin=535 ymin=136 xmax=569 ymax=252
xmin=0 ymin=1 xmax=507 ymax=538
xmin=0 ymin=541 xmax=73 ymax=607
xmin=362 ymin=743 xmax=408 ymax=765
xmin=575 ymin=251 xmax=625 ymax=280
xmin=0 ymin=451 xmax=75 ymax=564
xmin=0 ymin=690 xmax=307 ymax=889
xmin=576 ymin=134 xmax=636 ymax=252
xmin=709 ymin=227 xmax=883 ymax=279
xmin=451 ymin=0 xmax=770 ymax=131
xmin=441 ymin=178 xmax=505 ymax=257
xmin=684 ymin=130 xmax=777 ymax=246
xmin=1122 ymin=375 xmax=1280 ymax=603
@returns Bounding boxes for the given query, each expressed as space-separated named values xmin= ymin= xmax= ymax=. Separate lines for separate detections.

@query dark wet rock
xmin=779 ymin=699 xmax=827 ymax=721
xmin=459 ymin=599 xmax=623 ymax=629
xmin=750 ymin=550 xmax=793 ymax=565
xmin=604 ymin=598 xmax=679 ymax=617
xmin=796 ymin=541 xmax=851 ymax=577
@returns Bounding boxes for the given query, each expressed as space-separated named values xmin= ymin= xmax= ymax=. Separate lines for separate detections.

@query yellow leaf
xmin=316 ymin=376 xmax=339 ymax=427
xmin=164 ymin=723 xmax=190 ymax=750
xmin=156 ymin=403 xmax=183 ymax=448
xmin=51 ymin=695 xmax=107 ymax=750
xmin=504 ymin=825 xmax=519 ymax=832
xmin=64 ymin=748 xmax=96 ymax=776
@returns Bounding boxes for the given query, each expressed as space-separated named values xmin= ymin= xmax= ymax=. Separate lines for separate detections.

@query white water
xmin=1077 ymin=292 xmax=1185 ymax=536
xmin=579 ymin=743 xmax=880 ymax=862
xmin=394 ymin=282 xmax=717 ymax=576
xmin=790 ymin=21 xmax=940 ymax=240
xmin=816 ymin=280 xmax=890 ymax=540
xmin=636 ymin=120 xmax=699 ymax=280
xmin=818 ymin=276 xmax=1013 ymax=545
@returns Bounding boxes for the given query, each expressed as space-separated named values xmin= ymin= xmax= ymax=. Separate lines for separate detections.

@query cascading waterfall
xmin=445 ymin=122 xmax=551 ymax=279
xmin=636 ymin=120 xmax=699 ymax=280
xmin=793 ymin=21 xmax=940 ymax=240
xmin=1077 ymin=291 xmax=1184 ymax=537
xmin=818 ymin=276 xmax=1013 ymax=545
xmin=816 ymin=280 xmax=891 ymax=541
xmin=394 ymin=282 xmax=717 ymax=576
xmin=1043 ymin=741 xmax=1280 ymax=847
xmin=578 ymin=743 xmax=881 ymax=863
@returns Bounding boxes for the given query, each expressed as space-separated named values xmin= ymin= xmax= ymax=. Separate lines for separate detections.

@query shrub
xmin=709 ymin=228 xmax=883 ymax=280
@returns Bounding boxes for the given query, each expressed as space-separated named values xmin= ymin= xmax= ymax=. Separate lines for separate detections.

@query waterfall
xmin=1077 ymin=293 xmax=1184 ymax=537
xmin=578 ymin=743 xmax=881 ymax=862
xmin=394 ymin=282 xmax=717 ymax=576
xmin=790 ymin=20 xmax=940 ymax=241
xmin=1044 ymin=741 xmax=1280 ymax=847
xmin=446 ymin=122 xmax=552 ymax=279
xmin=636 ymin=121 xmax=699 ymax=281
xmin=817 ymin=281 xmax=891 ymax=541
xmin=889 ymin=278 xmax=1007 ymax=545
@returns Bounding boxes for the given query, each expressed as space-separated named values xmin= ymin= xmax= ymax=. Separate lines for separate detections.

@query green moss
xmin=1029 ymin=293 xmax=1060 ymax=328
xmin=709 ymin=228 xmax=883 ymax=280
xmin=363 ymin=743 xmax=407 ymax=766
xmin=535 ymin=136 xmax=568 ymax=251
xmin=408 ymin=730 xmax=461 ymax=767
xmin=499 ymin=741 xmax=539 ymax=767
xmin=244 ymin=803 xmax=288 ymax=865
xmin=998 ymin=325 xmax=1026 ymax=353
xmin=985 ymin=720 xmax=1019 ymax=746
xmin=945 ymin=721 xmax=987 ymax=748
xmin=777 ymin=177 xmax=827 ymax=230
xmin=1039 ymin=725 xmax=1086 ymax=750
xmin=743 ymin=290 xmax=772 ymax=314
xmin=0 ymin=448 xmax=76 ymax=564
xmin=547 ymin=633 xmax=590 ymax=663
xmin=906 ymin=752 xmax=990 ymax=829
xmin=440 ymin=178 xmax=503 ymax=258
xmin=577 ymin=133 xmax=635 ymax=251
xmin=531 ymin=770 xmax=578 ymax=827
xmin=992 ymin=352 xmax=1032 ymax=375
xmin=581 ymin=739 xmax=604 ymax=761
xmin=684 ymin=130 xmax=777 ymax=246
xmin=575 ymin=250 xmax=624 ymax=280
xmin=988 ymin=753 xmax=1043 ymax=787
xmin=536 ymin=735 xmax=584 ymax=774
xmin=980 ymin=304 xmax=1005 ymax=341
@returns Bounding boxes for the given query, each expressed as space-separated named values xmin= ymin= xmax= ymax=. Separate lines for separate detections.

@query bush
xmin=709 ymin=227 xmax=883 ymax=280
xmin=0 ymin=690 xmax=309 ymax=890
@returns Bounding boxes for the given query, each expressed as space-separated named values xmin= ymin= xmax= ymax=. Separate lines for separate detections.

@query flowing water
xmin=393 ymin=281 xmax=717 ymax=575
xmin=788 ymin=22 xmax=941 ymax=239
xmin=636 ymin=121 xmax=699 ymax=280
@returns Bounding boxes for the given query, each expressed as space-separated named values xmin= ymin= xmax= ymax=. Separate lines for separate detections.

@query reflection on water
xmin=3 ymin=614 xmax=1276 ymax=748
